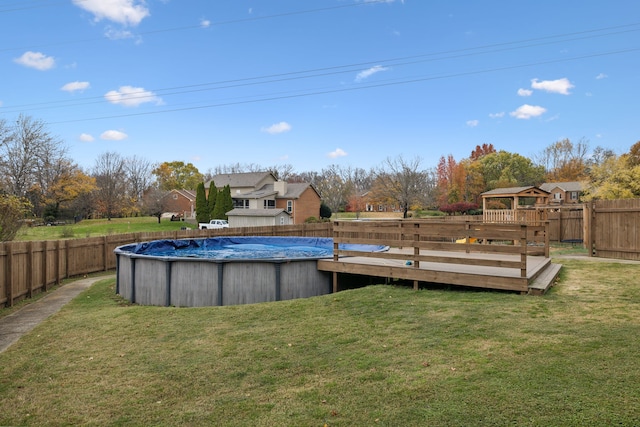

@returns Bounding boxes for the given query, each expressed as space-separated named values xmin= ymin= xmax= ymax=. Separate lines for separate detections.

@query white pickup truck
xmin=199 ymin=219 xmax=229 ymax=230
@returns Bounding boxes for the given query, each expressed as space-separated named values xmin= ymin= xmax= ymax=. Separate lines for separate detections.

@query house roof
xmin=226 ymin=208 xmax=289 ymax=217
xmin=162 ymin=189 xmax=196 ymax=201
xmin=232 ymin=182 xmax=318 ymax=200
xmin=206 ymin=172 xmax=275 ymax=189
xmin=539 ymin=181 xmax=584 ymax=192
xmin=481 ymin=186 xmax=549 ymax=196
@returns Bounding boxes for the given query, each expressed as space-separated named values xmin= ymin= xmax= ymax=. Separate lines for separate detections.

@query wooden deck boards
xmin=317 ymin=248 xmax=559 ymax=293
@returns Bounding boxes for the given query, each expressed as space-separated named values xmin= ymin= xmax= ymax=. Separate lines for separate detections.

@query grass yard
xmin=15 ymin=216 xmax=196 ymax=241
xmin=1 ymin=257 xmax=639 ymax=426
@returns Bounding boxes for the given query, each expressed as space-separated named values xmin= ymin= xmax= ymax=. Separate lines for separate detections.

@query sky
xmin=1 ymin=0 xmax=639 ymax=174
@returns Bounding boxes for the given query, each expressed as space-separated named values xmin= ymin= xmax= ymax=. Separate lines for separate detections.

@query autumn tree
xmin=585 ymin=143 xmax=640 ymax=200
xmin=0 ymin=194 xmax=32 ymax=241
xmin=536 ymin=138 xmax=589 ymax=182
xmin=42 ymin=162 xmax=96 ymax=220
xmin=470 ymin=143 xmax=496 ymax=161
xmin=152 ymin=161 xmax=203 ymax=191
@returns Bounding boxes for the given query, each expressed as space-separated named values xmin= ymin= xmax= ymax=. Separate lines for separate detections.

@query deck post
xmin=520 ymin=224 xmax=527 ymax=278
xmin=413 ymin=222 xmax=420 ymax=269
xmin=332 ymin=272 xmax=338 ymax=293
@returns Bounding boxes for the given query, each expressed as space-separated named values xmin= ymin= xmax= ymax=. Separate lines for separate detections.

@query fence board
xmin=589 ymin=199 xmax=640 ymax=261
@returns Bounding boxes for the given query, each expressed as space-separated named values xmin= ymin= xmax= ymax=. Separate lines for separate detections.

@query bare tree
xmin=125 ymin=155 xmax=154 ymax=209
xmin=371 ymin=155 xmax=431 ymax=218
xmin=314 ymin=165 xmax=355 ymax=214
xmin=93 ymin=151 xmax=127 ymax=220
xmin=0 ymin=115 xmax=62 ymax=198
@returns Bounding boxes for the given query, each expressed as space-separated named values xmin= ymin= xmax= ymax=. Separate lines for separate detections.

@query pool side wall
xmin=116 ymin=254 xmax=332 ymax=307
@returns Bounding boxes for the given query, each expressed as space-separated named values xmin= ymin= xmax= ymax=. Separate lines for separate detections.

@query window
xmin=554 ymin=192 xmax=563 ymax=200
xmin=264 ymin=199 xmax=276 ymax=209
xmin=233 ymin=199 xmax=249 ymax=209
xmin=286 ymin=200 xmax=292 ymax=213
xmin=172 ymin=194 xmax=178 ymax=200
xmin=280 ymin=216 xmax=285 ymax=225
xmin=570 ymin=191 xmax=578 ymax=200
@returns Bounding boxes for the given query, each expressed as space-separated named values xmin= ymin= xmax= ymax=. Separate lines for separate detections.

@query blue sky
xmin=1 ymin=0 xmax=639 ymax=173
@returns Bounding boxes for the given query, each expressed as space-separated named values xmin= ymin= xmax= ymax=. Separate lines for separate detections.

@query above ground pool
xmin=114 ymin=236 xmax=388 ymax=307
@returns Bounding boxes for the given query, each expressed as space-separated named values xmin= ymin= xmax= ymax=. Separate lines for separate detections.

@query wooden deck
xmin=317 ymin=220 xmax=561 ymax=294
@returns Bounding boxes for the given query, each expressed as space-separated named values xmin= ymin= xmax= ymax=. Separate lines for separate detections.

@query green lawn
xmin=1 ymin=258 xmax=638 ymax=426
xmin=15 ymin=216 xmax=197 ymax=241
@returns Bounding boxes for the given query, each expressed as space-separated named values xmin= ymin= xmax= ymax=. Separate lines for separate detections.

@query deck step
xmin=528 ymin=263 xmax=562 ymax=295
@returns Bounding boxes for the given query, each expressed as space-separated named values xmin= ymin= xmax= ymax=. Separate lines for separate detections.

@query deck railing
xmin=483 ymin=209 xmax=546 ymax=224
xmin=331 ymin=220 xmax=549 ymax=290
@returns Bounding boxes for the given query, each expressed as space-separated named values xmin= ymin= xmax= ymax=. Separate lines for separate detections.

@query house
xmin=161 ymin=189 xmax=196 ymax=219
xmin=539 ymin=182 xmax=585 ymax=205
xmin=205 ymin=172 xmax=321 ymax=225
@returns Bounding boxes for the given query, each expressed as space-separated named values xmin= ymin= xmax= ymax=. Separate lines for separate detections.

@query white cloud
xmin=104 ymin=86 xmax=163 ymax=107
xmin=72 ymin=0 xmax=149 ymax=26
xmin=328 ymin=148 xmax=348 ymax=158
xmin=466 ymin=120 xmax=479 ymax=127
xmin=261 ymin=121 xmax=292 ymax=134
xmin=355 ymin=65 xmax=389 ymax=82
xmin=531 ymin=78 xmax=574 ymax=95
xmin=596 ymin=73 xmax=608 ymax=80
xmin=517 ymin=88 xmax=533 ymax=97
xmin=100 ymin=130 xmax=128 ymax=140
xmin=510 ymin=104 xmax=547 ymax=120
xmin=61 ymin=81 xmax=90 ymax=93
xmin=200 ymin=18 xmax=211 ymax=28
xmin=104 ymin=27 xmax=134 ymax=40
xmin=79 ymin=133 xmax=95 ymax=142
xmin=489 ymin=112 xmax=505 ymax=119
xmin=14 ymin=51 xmax=55 ymax=70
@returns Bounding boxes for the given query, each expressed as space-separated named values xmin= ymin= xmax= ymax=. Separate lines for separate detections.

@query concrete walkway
xmin=0 ymin=275 xmax=114 ymax=353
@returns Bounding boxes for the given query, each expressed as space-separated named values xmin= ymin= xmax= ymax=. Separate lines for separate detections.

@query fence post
xmin=27 ymin=241 xmax=33 ymax=298
xmin=103 ymin=236 xmax=109 ymax=271
xmin=42 ymin=241 xmax=49 ymax=291
xmin=6 ymin=243 xmax=14 ymax=307
xmin=55 ymin=239 xmax=61 ymax=285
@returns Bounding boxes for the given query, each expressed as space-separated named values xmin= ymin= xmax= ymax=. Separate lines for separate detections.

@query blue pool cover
xmin=117 ymin=236 xmax=388 ymax=260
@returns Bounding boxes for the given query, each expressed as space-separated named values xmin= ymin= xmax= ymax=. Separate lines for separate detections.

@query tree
xmin=0 ymin=194 xmax=32 ymax=241
xmin=125 ymin=155 xmax=154 ymax=215
xmin=152 ymin=161 xmax=203 ymax=191
xmin=320 ymin=202 xmax=332 ymax=219
xmin=314 ymin=165 xmax=354 ymax=214
xmin=43 ymin=162 xmax=96 ymax=219
xmin=535 ymin=138 xmax=589 ymax=182
xmin=93 ymin=151 xmax=127 ymax=220
xmin=371 ymin=155 xmax=432 ymax=218
xmin=212 ymin=185 xmax=233 ymax=219
xmin=470 ymin=143 xmax=496 ymax=161
xmin=195 ymin=182 xmax=209 ymax=223
xmin=585 ymin=143 xmax=640 ymax=200
xmin=142 ymin=187 xmax=170 ymax=223
xmin=478 ymin=150 xmax=545 ymax=190
xmin=0 ymin=115 xmax=63 ymax=199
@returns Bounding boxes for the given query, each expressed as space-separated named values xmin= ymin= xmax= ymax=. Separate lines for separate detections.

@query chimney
xmin=274 ymin=180 xmax=287 ymax=195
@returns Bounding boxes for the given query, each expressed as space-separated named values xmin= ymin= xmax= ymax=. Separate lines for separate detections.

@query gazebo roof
xmin=481 ymin=186 xmax=550 ymax=198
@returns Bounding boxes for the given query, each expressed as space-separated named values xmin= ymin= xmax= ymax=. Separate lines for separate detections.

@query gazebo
xmin=480 ymin=186 xmax=549 ymax=223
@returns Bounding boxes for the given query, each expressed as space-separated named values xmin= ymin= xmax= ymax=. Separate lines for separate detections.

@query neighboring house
xmin=226 ymin=208 xmax=291 ymax=227
xmin=205 ymin=172 xmax=321 ymax=225
xmin=347 ymin=191 xmax=399 ymax=213
xmin=539 ymin=182 xmax=585 ymax=205
xmin=161 ymin=189 xmax=196 ymax=219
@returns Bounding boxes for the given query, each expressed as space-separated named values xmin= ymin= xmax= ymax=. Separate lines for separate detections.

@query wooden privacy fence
xmin=320 ymin=220 xmax=549 ymax=292
xmin=0 ymin=222 xmax=333 ymax=308
xmin=585 ymin=199 xmax=640 ymax=261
